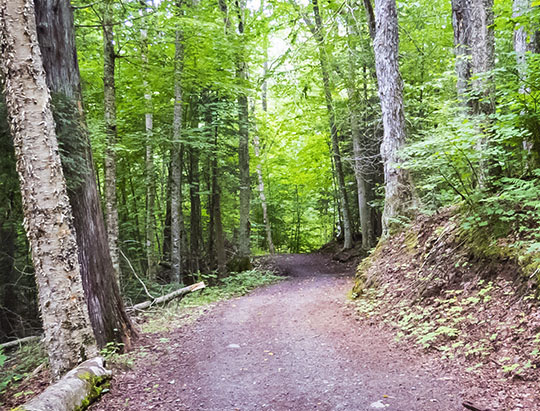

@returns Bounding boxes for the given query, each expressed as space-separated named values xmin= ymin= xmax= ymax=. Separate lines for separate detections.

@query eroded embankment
xmin=353 ymin=210 xmax=540 ymax=410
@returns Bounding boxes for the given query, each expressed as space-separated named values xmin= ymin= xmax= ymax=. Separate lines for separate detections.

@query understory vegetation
xmin=352 ymin=211 xmax=540 ymax=408
xmin=0 ymin=268 xmax=281 ymax=408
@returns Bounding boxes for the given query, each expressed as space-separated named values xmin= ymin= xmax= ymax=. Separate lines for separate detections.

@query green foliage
xmin=182 ymin=270 xmax=282 ymax=306
xmin=0 ymin=341 xmax=47 ymax=402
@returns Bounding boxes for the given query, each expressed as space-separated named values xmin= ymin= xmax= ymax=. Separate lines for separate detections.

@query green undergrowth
xmin=352 ymin=210 xmax=540 ymax=383
xmin=0 ymin=341 xmax=47 ymax=406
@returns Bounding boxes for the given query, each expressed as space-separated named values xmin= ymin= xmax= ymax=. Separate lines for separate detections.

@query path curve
xmin=92 ymin=254 xmax=462 ymax=410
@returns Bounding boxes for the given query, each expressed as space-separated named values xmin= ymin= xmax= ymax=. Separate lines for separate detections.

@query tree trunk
xmin=470 ymin=0 xmax=495 ymax=117
xmin=235 ymin=1 xmax=252 ymax=264
xmin=256 ymin=51 xmax=276 ymax=254
xmin=373 ymin=0 xmax=417 ymax=236
xmin=311 ymin=0 xmax=353 ymax=249
xmin=344 ymin=13 xmax=375 ymax=249
xmin=206 ymin=101 xmax=227 ymax=274
xmin=188 ymin=105 xmax=202 ymax=274
xmin=451 ymin=0 xmax=473 ymax=104
xmin=513 ymin=0 xmax=538 ymax=88
xmin=0 ymin=0 xmax=97 ymax=378
xmin=253 ymin=133 xmax=276 ymax=254
xmin=141 ymin=3 xmax=157 ymax=280
xmin=34 ymin=0 xmax=136 ymax=350
xmin=171 ymin=4 xmax=185 ymax=284
xmin=103 ymin=0 xmax=121 ymax=280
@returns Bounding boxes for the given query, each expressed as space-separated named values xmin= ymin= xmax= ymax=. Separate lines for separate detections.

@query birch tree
xmin=0 ymin=0 xmax=97 ymax=379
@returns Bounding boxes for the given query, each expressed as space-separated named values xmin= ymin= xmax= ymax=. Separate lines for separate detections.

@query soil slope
xmin=91 ymin=253 xmax=462 ymax=411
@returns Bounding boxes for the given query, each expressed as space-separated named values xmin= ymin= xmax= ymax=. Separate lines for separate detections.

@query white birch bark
xmin=0 ymin=0 xmax=97 ymax=379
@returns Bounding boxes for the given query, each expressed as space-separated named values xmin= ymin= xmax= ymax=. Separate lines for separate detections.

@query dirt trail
xmin=92 ymin=254 xmax=462 ymax=410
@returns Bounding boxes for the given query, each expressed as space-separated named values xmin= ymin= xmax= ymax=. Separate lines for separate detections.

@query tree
xmin=235 ymin=0 xmax=252 ymax=265
xmin=372 ymin=0 xmax=417 ymax=235
xmin=470 ymin=0 xmax=495 ymax=117
xmin=103 ymin=0 xmax=121 ymax=279
xmin=140 ymin=1 xmax=158 ymax=280
xmin=171 ymin=0 xmax=186 ymax=283
xmin=344 ymin=3 xmax=376 ymax=249
xmin=300 ymin=0 xmax=354 ymax=249
xmin=0 ymin=0 xmax=97 ymax=378
xmin=34 ymin=0 xmax=137 ymax=349
xmin=513 ymin=0 xmax=538 ymax=89
xmin=451 ymin=0 xmax=473 ymax=104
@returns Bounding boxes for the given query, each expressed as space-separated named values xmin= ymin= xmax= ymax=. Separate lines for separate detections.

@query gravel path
xmin=92 ymin=254 xmax=463 ymax=410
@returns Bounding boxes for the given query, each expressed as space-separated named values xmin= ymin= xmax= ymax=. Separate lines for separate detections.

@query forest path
xmin=92 ymin=253 xmax=463 ymax=411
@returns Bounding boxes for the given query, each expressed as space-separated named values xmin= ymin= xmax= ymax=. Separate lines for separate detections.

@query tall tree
xmin=256 ymin=36 xmax=276 ymax=254
xmin=171 ymin=0 xmax=185 ymax=283
xmin=235 ymin=0 xmax=252 ymax=265
xmin=372 ymin=0 xmax=417 ymax=235
xmin=451 ymin=0 xmax=473 ymax=104
xmin=470 ymin=0 xmax=495 ymax=117
xmin=0 ymin=0 xmax=97 ymax=378
xmin=308 ymin=0 xmax=354 ymax=249
xmin=513 ymin=0 xmax=538 ymax=89
xmin=103 ymin=0 xmax=121 ymax=279
xmin=34 ymin=0 xmax=136 ymax=349
xmin=141 ymin=1 xmax=158 ymax=279
xmin=344 ymin=9 xmax=376 ymax=249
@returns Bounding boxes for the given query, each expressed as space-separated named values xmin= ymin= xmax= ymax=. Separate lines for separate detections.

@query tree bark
xmin=206 ymin=100 xmax=227 ymax=274
xmin=373 ymin=0 xmax=417 ymax=235
xmin=513 ymin=0 xmax=538 ymax=88
xmin=171 ymin=2 xmax=185 ymax=284
xmin=33 ymin=0 xmax=136 ymax=350
xmin=470 ymin=0 xmax=495 ymax=117
xmin=0 ymin=0 xmax=97 ymax=378
xmin=256 ymin=52 xmax=276 ymax=254
xmin=141 ymin=2 xmax=157 ymax=280
xmin=188 ymin=105 xmax=202 ymax=274
xmin=18 ymin=357 xmax=111 ymax=411
xmin=344 ymin=12 xmax=375 ymax=249
xmin=310 ymin=0 xmax=353 ymax=249
xmin=451 ymin=0 xmax=473 ymax=104
xmin=103 ymin=0 xmax=121 ymax=280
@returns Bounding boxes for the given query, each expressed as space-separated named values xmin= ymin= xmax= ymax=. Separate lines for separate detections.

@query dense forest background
xmin=1 ymin=0 xmax=539 ymax=347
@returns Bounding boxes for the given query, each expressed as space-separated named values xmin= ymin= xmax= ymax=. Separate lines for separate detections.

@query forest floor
xmin=89 ymin=253 xmax=464 ymax=411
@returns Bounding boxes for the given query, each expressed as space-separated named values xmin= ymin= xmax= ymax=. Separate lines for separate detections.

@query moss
xmin=404 ymin=230 xmax=419 ymax=251
xmin=352 ymin=240 xmax=386 ymax=297
xmin=73 ymin=372 xmax=111 ymax=411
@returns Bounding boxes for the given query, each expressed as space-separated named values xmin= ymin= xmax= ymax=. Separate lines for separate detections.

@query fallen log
xmin=17 ymin=357 xmax=111 ymax=411
xmin=0 ymin=335 xmax=40 ymax=350
xmin=130 ymin=281 xmax=206 ymax=311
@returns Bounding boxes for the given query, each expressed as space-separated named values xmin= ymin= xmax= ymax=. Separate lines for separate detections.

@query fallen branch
xmin=18 ymin=357 xmax=111 ymax=411
xmin=129 ymin=281 xmax=206 ymax=311
xmin=120 ymin=249 xmax=155 ymax=300
xmin=463 ymin=400 xmax=491 ymax=411
xmin=0 ymin=335 xmax=40 ymax=350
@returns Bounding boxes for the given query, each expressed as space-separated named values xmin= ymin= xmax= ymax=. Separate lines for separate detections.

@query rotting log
xmin=16 ymin=357 xmax=111 ymax=411
xmin=130 ymin=281 xmax=206 ymax=311
xmin=0 ymin=335 xmax=40 ymax=350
